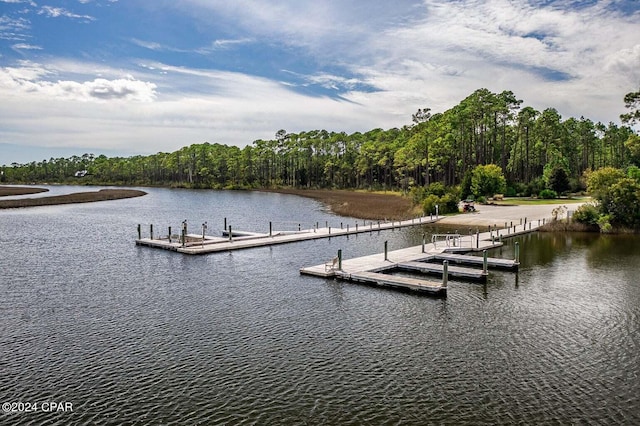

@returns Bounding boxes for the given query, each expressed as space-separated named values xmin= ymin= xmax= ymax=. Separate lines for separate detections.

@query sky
xmin=0 ymin=0 xmax=639 ymax=165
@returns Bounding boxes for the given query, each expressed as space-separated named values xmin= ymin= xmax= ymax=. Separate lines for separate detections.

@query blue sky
xmin=1 ymin=0 xmax=639 ymax=164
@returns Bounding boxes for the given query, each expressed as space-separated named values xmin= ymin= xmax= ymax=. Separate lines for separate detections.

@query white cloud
xmin=0 ymin=62 xmax=157 ymax=102
xmin=38 ymin=6 xmax=95 ymax=21
xmin=1 ymin=0 xmax=639 ymax=162
xmin=11 ymin=43 xmax=40 ymax=50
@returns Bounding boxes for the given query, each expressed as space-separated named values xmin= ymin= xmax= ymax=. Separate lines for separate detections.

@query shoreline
xmin=0 ymin=188 xmax=147 ymax=209
xmin=259 ymin=188 xmax=419 ymax=221
xmin=1 ymin=184 xmax=583 ymax=229
xmin=0 ymin=185 xmax=49 ymax=197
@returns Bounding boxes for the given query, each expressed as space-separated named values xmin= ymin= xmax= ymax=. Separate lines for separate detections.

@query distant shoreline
xmin=259 ymin=188 xmax=419 ymax=221
xmin=0 ymin=187 xmax=147 ymax=209
xmin=0 ymin=185 xmax=49 ymax=197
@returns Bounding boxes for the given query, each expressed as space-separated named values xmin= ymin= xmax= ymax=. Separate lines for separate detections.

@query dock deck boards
xmin=136 ymin=216 xmax=438 ymax=255
xmin=300 ymin=219 xmax=535 ymax=295
xmin=342 ymin=271 xmax=445 ymax=295
xmin=398 ymin=261 xmax=487 ymax=281
xmin=432 ymin=252 xmax=518 ymax=270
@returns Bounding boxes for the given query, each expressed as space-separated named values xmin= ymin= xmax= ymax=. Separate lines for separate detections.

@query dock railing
xmin=431 ymin=233 xmax=476 ymax=249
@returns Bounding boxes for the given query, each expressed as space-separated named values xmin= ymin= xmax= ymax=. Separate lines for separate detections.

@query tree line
xmin=3 ymin=88 xmax=639 ymax=199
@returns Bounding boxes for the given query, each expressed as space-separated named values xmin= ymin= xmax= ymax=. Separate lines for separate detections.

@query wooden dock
xmin=344 ymin=271 xmax=445 ymax=295
xmin=397 ymin=261 xmax=487 ymax=281
xmin=300 ymin=218 xmax=538 ymax=296
xmin=135 ymin=216 xmax=439 ymax=255
xmin=432 ymin=253 xmax=518 ymax=270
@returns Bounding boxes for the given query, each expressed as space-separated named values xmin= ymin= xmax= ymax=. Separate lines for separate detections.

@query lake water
xmin=1 ymin=186 xmax=639 ymax=425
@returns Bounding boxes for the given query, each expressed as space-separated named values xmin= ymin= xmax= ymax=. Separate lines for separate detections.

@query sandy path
xmin=438 ymin=202 xmax=586 ymax=227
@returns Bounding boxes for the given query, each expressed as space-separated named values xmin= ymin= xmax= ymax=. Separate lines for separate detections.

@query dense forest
xmin=3 ymin=88 xmax=639 ymax=199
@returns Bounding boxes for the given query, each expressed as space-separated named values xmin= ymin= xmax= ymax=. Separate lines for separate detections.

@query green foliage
xmin=420 ymin=187 xmax=460 ymax=215
xmin=628 ymin=165 xmax=640 ymax=182
xmin=573 ymin=203 xmax=600 ymax=226
xmin=597 ymin=214 xmax=613 ymax=233
xmin=421 ymin=194 xmax=440 ymax=215
xmin=620 ymin=89 xmax=640 ymax=125
xmin=606 ymin=178 xmax=640 ymax=228
xmin=2 ymin=87 xmax=638 ymax=206
xmin=470 ymin=164 xmax=506 ymax=198
xmin=426 ymin=181 xmax=446 ymax=197
xmin=539 ymin=189 xmax=558 ymax=199
xmin=586 ymin=167 xmax=626 ymax=199
xmin=547 ymin=166 xmax=570 ymax=194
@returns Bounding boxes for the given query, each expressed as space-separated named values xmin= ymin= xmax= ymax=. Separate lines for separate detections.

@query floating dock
xmin=300 ymin=219 xmax=539 ymax=296
xmin=136 ymin=216 xmax=439 ymax=255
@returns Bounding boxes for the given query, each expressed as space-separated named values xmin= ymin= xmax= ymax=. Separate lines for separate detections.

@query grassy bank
xmin=261 ymin=188 xmax=419 ymax=220
xmin=0 ymin=189 xmax=147 ymax=209
xmin=0 ymin=185 xmax=49 ymax=197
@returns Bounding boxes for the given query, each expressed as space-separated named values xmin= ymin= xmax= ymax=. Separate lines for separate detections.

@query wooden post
xmin=338 ymin=249 xmax=342 ymax=270
xmin=483 ymin=250 xmax=488 ymax=275
xmin=329 ymin=226 xmax=331 ymax=235
xmin=422 ymin=233 xmax=426 ymax=253
xmin=298 ymin=223 xmax=301 ymax=231
xmin=384 ymin=241 xmax=388 ymax=261
xmin=137 ymin=224 xmax=141 ymax=240
xmin=150 ymin=224 xmax=153 ymax=240
xmin=269 ymin=221 xmax=272 ymax=237
xmin=515 ymin=242 xmax=520 ymax=264
xmin=476 ymin=230 xmax=479 ymax=249
xmin=224 ymin=217 xmax=227 ymax=231
xmin=347 ymin=224 xmax=350 ymax=233
xmin=228 ymin=225 xmax=233 ymax=242
xmin=340 ymin=222 xmax=343 ymax=229
xmin=442 ymin=260 xmax=448 ymax=287
xmin=181 ymin=228 xmax=185 ymax=247
xmin=168 ymin=226 xmax=172 ymax=243
xmin=355 ymin=223 xmax=358 ymax=232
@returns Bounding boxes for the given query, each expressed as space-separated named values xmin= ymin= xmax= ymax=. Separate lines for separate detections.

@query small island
xmin=0 ymin=185 xmax=49 ymax=197
xmin=0 ymin=187 xmax=147 ymax=209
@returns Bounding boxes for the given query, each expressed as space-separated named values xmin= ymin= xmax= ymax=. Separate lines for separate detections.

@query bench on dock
xmin=325 ymin=256 xmax=340 ymax=272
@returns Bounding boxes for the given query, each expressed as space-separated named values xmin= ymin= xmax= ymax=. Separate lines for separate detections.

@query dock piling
xmin=137 ymin=224 xmax=141 ymax=240
xmin=168 ymin=226 xmax=172 ymax=243
xmin=338 ymin=249 xmax=342 ymax=270
xmin=442 ymin=260 xmax=449 ymax=287
xmin=422 ymin=233 xmax=426 ymax=253
xmin=515 ymin=242 xmax=520 ymax=264
xmin=228 ymin=225 xmax=233 ymax=242
xmin=269 ymin=221 xmax=272 ymax=237
xmin=150 ymin=224 xmax=154 ymax=240
xmin=483 ymin=250 xmax=488 ymax=275
xmin=224 ymin=217 xmax=227 ymax=231
xmin=384 ymin=241 xmax=388 ymax=261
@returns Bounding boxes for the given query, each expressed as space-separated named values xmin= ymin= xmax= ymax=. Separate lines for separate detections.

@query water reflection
xmin=0 ymin=187 xmax=639 ymax=425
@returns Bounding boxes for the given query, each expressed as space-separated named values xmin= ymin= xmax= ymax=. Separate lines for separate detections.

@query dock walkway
xmin=300 ymin=218 xmax=539 ymax=295
xmin=136 ymin=216 xmax=439 ymax=255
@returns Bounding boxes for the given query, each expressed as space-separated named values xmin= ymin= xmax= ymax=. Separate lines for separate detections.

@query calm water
xmin=1 ymin=186 xmax=639 ymax=425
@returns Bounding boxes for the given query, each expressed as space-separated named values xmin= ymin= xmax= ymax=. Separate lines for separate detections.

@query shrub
xmin=421 ymin=192 xmax=461 ymax=215
xmin=597 ymin=214 xmax=613 ymax=233
xmin=426 ymin=181 xmax=446 ymax=197
xmin=526 ymin=177 xmax=545 ymax=197
xmin=505 ymin=186 xmax=517 ymax=197
xmin=422 ymin=194 xmax=440 ymax=215
xmin=539 ymin=189 xmax=558 ymax=199
xmin=470 ymin=164 xmax=507 ymax=198
xmin=573 ymin=204 xmax=600 ymax=226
